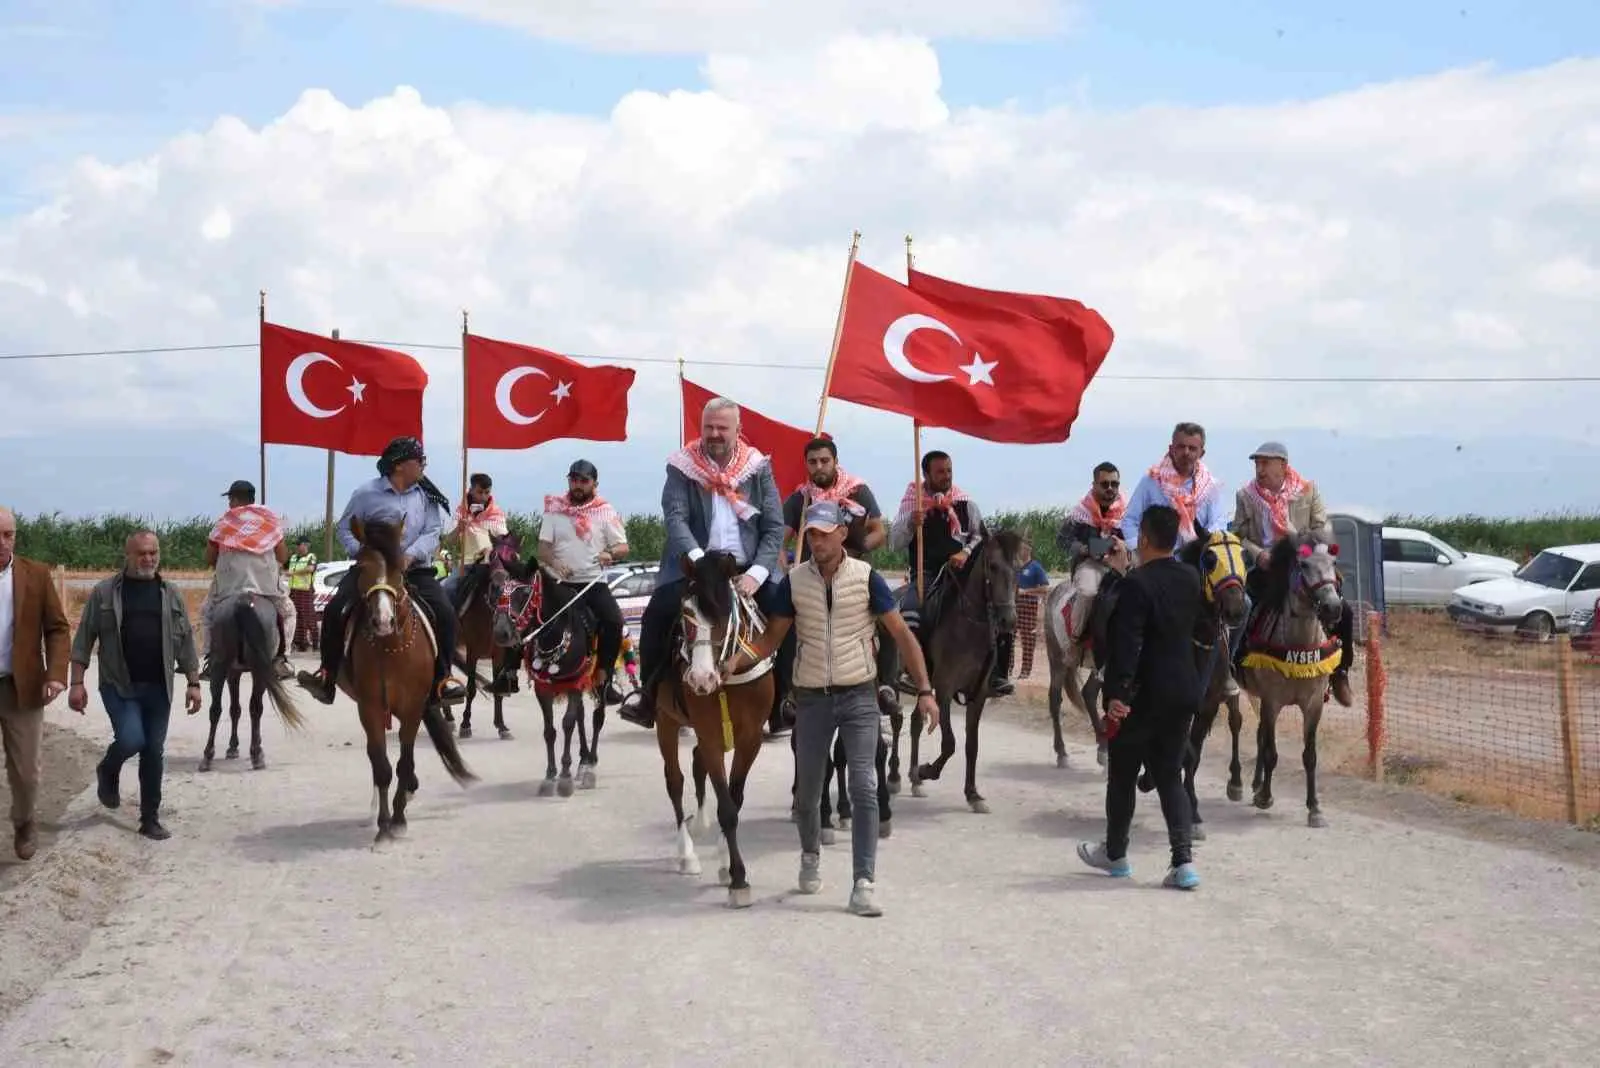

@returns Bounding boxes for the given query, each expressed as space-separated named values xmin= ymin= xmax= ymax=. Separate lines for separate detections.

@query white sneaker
xmin=848 ymin=878 xmax=882 ymax=917
xmin=797 ymin=852 xmax=822 ymax=894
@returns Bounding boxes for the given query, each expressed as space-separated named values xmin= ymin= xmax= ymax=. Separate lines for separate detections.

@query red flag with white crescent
xmin=464 ymin=334 xmax=635 ymax=450
xmin=259 ymin=321 xmax=427 ymax=455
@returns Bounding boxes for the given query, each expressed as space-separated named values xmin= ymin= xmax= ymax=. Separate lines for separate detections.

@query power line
xmin=0 ymin=339 xmax=1597 ymax=383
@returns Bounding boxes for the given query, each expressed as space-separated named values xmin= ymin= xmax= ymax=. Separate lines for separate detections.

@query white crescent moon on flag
xmin=882 ymin=314 xmax=958 ymax=384
xmin=286 ymin=352 xmax=347 ymax=419
xmin=495 ymin=365 xmax=549 ymax=426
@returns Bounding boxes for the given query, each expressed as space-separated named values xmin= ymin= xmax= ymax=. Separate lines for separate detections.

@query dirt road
xmin=2 ymin=662 xmax=1598 ymax=1066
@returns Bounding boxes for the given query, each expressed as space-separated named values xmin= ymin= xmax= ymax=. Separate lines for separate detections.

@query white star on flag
xmin=551 ymin=380 xmax=573 ymax=403
xmin=348 ymin=379 xmax=367 ymax=403
xmin=958 ymin=354 xmax=997 ymax=386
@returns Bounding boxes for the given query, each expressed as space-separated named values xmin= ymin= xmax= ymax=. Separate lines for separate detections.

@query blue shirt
xmin=337 ymin=476 xmax=443 ymax=567
xmin=1120 ymin=470 xmax=1230 ymax=547
xmin=769 ymin=567 xmax=897 ymax=618
xmin=1017 ymin=560 xmax=1050 ymax=589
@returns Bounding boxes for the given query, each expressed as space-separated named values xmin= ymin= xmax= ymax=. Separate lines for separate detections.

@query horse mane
xmin=987 ymin=527 xmax=1024 ymax=567
xmin=358 ymin=518 xmax=407 ymax=575
xmin=1260 ymin=530 xmax=1323 ymax=611
xmin=687 ymin=551 xmax=737 ymax=622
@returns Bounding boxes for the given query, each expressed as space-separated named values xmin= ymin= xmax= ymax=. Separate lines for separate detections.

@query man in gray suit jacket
xmin=619 ymin=396 xmax=787 ymax=729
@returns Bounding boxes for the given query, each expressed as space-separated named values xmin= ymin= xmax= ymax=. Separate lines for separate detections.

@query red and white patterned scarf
xmin=543 ymin=493 xmax=620 ymax=541
xmin=895 ymin=480 xmax=972 ymax=539
xmin=209 ymin=505 xmax=284 ymax=554
xmin=1243 ymin=467 xmax=1309 ymax=541
xmin=1148 ymin=455 xmax=1215 ymax=541
xmin=455 ymin=494 xmax=507 ymax=530
xmin=667 ymin=440 xmax=768 ymax=520
xmin=796 ymin=468 xmax=868 ymax=519
xmin=1067 ymin=491 xmax=1128 ymax=536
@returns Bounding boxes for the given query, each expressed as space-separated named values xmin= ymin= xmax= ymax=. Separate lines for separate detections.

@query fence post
xmin=1555 ymin=634 xmax=1584 ymax=825
xmin=1365 ymin=608 xmax=1386 ymax=782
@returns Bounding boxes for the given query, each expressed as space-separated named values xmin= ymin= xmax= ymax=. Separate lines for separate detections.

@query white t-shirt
xmin=539 ymin=510 xmax=627 ymax=582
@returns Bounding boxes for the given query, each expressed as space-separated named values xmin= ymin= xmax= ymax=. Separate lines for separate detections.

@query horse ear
xmin=397 ymin=515 xmax=407 ymax=541
xmin=350 ymin=516 xmax=365 ymax=544
xmin=718 ymin=553 xmax=739 ymax=578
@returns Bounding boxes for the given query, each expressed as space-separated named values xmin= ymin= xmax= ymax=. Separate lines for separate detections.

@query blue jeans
xmin=99 ymin=682 xmax=172 ymax=824
xmin=792 ymin=682 xmax=880 ymax=883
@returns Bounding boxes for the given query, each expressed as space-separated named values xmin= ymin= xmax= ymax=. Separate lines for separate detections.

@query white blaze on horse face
xmin=371 ymin=564 xmax=397 ymax=636
xmin=684 ymin=599 xmax=720 ymax=696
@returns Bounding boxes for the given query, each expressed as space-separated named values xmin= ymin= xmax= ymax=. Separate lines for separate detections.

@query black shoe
xmin=435 ymin=677 xmax=468 ymax=705
xmin=619 ymin=692 xmax=656 ymax=729
xmin=990 ymin=678 xmax=1016 ymax=697
xmin=96 ymin=762 xmax=121 ymax=809
xmin=296 ymin=668 xmax=337 ymax=705
xmin=138 ymin=821 xmax=171 ymax=841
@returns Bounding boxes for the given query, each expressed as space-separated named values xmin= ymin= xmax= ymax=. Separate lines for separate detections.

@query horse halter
xmin=1291 ymin=542 xmax=1341 ymax=610
xmin=678 ymin=582 xmax=763 ymax=677
xmin=1200 ymin=530 xmax=1249 ymax=602
xmin=356 ymin=555 xmax=418 ymax=649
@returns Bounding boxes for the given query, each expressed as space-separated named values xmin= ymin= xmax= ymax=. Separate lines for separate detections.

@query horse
xmin=653 ymin=550 xmax=776 ymax=908
xmin=493 ymin=565 xmax=610 ymax=798
xmin=1237 ymin=532 xmax=1346 ymax=828
xmin=453 ymin=532 xmax=526 ymax=741
xmin=880 ymin=529 xmax=1024 ymax=813
xmin=200 ymin=591 xmax=307 ymax=772
xmin=340 ymin=516 xmax=477 ymax=845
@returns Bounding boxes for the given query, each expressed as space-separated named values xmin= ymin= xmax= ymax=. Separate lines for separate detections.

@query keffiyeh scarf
xmin=210 ymin=505 xmax=285 ymax=554
xmin=1148 ymin=455 xmax=1216 ymax=541
xmin=667 ymin=440 xmax=768 ymax=520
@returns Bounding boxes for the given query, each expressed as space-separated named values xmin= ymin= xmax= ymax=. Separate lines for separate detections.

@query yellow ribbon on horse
xmin=1242 ymin=640 xmax=1343 ymax=680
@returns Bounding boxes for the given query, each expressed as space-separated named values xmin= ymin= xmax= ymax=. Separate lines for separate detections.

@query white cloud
xmin=388 ymin=0 xmax=1074 ymax=53
xmin=1 ymin=40 xmax=1599 ymax=518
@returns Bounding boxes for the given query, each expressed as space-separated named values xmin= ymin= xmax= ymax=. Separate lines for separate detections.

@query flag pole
xmin=907 ymin=234 xmax=926 ymax=602
xmin=677 ymin=354 xmax=687 ymax=446
xmin=258 ymin=290 xmax=268 ymax=506
xmin=460 ymin=309 xmax=470 ymax=512
xmin=324 ymin=327 xmax=339 ymax=563
xmin=813 ymin=228 xmax=861 ymax=435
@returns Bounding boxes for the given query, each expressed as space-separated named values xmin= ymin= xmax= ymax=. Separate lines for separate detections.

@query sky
xmin=1 ymin=0 xmax=1598 ymax=524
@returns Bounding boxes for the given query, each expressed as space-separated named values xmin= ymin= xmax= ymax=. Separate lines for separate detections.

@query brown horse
xmin=342 ymin=517 xmax=477 ymax=845
xmin=654 ymin=550 xmax=775 ymax=908
xmin=453 ymin=532 xmax=526 ymax=741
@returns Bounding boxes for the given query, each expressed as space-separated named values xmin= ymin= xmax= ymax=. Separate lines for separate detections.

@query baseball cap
xmin=1249 ymin=441 xmax=1288 ymax=461
xmin=223 ymin=479 xmax=257 ymax=500
xmin=802 ymin=500 xmax=846 ymax=534
xmin=568 ymin=459 xmax=599 ymax=480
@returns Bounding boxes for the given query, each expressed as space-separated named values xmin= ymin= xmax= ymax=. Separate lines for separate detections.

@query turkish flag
xmin=260 ymin=321 xmax=428 ymax=455
xmin=825 ymin=262 xmax=1115 ymax=444
xmin=464 ymin=334 xmax=635 ymax=450
xmin=680 ymin=377 xmax=812 ymax=496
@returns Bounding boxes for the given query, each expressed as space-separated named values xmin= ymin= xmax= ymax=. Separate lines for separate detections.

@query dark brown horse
xmin=200 ymin=591 xmax=306 ymax=772
xmin=881 ymin=530 xmax=1024 ymax=813
xmin=654 ymin=550 xmax=775 ymax=908
xmin=341 ymin=517 xmax=476 ymax=846
xmin=494 ymin=566 xmax=609 ymax=797
xmin=453 ymin=532 xmax=526 ymax=741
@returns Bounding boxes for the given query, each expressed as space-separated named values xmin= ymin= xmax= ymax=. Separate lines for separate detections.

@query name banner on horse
xmin=464 ymin=334 xmax=636 ymax=450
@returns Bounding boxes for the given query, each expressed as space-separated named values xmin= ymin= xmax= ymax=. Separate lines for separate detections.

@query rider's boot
xmin=432 ymin=657 xmax=468 ymax=706
xmin=619 ymin=665 xmax=660 ymax=729
xmin=296 ymin=665 xmax=338 ymax=706
xmin=989 ymin=633 xmax=1016 ymax=697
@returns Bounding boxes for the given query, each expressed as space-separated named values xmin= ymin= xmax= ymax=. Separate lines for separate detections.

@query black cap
xmin=568 ymin=459 xmax=598 ymax=480
xmin=224 ymin=479 xmax=256 ymax=501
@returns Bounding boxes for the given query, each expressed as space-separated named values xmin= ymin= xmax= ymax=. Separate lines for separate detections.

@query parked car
xmin=1380 ymin=526 xmax=1519 ymax=607
xmin=1446 ymin=544 xmax=1600 ymax=638
xmin=311 ymin=561 xmax=354 ymax=626
xmin=1569 ymin=594 xmax=1600 ymax=654
xmin=605 ymin=563 xmax=659 ymax=642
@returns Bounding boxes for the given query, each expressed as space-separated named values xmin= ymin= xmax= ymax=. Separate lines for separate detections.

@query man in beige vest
xmin=721 ymin=500 xmax=937 ymax=918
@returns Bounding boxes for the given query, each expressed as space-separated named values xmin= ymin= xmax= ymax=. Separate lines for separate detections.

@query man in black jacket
xmin=1076 ymin=504 xmax=1203 ymax=890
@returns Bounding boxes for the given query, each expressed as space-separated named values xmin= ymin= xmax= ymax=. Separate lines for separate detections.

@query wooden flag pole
xmin=677 ymin=354 xmax=687 ymax=446
xmin=323 ymin=327 xmax=340 ymax=563
xmin=907 ymin=234 xmax=926 ymax=602
xmin=459 ymin=309 xmax=470 ymax=512
xmin=258 ymin=290 xmax=268 ymax=505
xmin=813 ymin=228 xmax=862 ymax=435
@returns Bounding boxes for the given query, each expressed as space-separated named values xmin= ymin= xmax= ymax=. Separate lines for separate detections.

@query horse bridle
xmin=678 ymin=581 xmax=765 ymax=681
xmin=938 ymin=540 xmax=1013 ymax=629
xmin=356 ymin=558 xmax=419 ymax=650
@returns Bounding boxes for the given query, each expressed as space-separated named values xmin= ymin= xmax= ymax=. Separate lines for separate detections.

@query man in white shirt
xmin=538 ymin=460 xmax=630 ymax=702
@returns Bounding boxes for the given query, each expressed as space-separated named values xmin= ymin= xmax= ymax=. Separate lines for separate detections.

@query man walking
xmin=1077 ymin=504 xmax=1204 ymax=890
xmin=286 ymin=538 xmax=318 ymax=652
xmin=0 ymin=506 xmax=72 ymax=860
xmin=720 ymin=501 xmax=939 ymax=917
xmin=68 ymin=530 xmax=203 ymax=841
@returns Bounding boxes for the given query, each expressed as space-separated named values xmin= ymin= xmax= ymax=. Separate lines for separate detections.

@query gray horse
xmin=1237 ymin=533 xmax=1346 ymax=828
xmin=202 ymin=591 xmax=307 ymax=771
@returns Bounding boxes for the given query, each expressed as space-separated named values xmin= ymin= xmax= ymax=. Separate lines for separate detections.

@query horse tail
xmin=234 ymin=599 xmax=308 ymax=732
xmin=421 ymin=701 xmax=478 ymax=786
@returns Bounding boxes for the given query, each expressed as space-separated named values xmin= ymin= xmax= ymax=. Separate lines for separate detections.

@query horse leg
xmin=1082 ymin=671 xmax=1108 ymax=768
xmin=691 ymin=742 xmax=711 ymax=834
xmin=875 ymin=729 xmax=893 ymax=836
xmin=916 ymin=687 xmax=960 ymax=786
xmin=719 ymin=734 xmax=759 ymax=909
xmin=887 ymin=705 xmax=905 ymax=795
xmin=557 ymin=692 xmax=580 ymax=797
xmin=579 ymin=691 xmax=603 ymax=788
xmin=660 ymin=723 xmax=698 ymax=876
xmin=459 ymin=656 xmax=477 ymax=738
xmin=1226 ymin=691 xmax=1245 ymax=802
xmin=1047 ymin=653 xmax=1070 ymax=769
xmin=1253 ymin=700 xmax=1280 ymax=811
xmin=494 ymin=686 xmax=513 ymax=741
xmin=818 ymin=737 xmax=837 ymax=846
xmin=249 ymin=672 xmax=267 ymax=770
xmin=907 ymin=700 xmax=926 ymax=797
xmin=1304 ymin=697 xmax=1327 ymax=828
xmin=1184 ymin=702 xmax=1219 ymax=838
xmin=226 ymin=673 xmax=242 ymax=759
xmin=834 ymin=731 xmax=851 ymax=828
xmin=537 ymin=692 xmax=558 ymax=797
xmin=201 ymin=671 xmax=224 ymax=772
xmin=962 ymin=694 xmax=990 ymax=814
xmin=368 ymin=732 xmax=395 ymax=846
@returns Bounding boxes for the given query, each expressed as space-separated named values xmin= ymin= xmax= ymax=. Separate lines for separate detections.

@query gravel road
xmin=2 ymin=660 xmax=1599 ymax=1067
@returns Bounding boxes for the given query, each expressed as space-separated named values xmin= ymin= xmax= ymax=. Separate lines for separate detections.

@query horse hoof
xmin=1227 ymin=784 xmax=1244 ymax=803
xmin=537 ymin=779 xmax=557 ymax=798
xmin=557 ymin=777 xmax=575 ymax=798
xmin=390 ymin=821 xmax=407 ymax=838
xmin=887 ymin=777 xmax=902 ymax=795
xmin=1192 ymin=824 xmax=1207 ymax=842
xmin=678 ymin=857 xmax=702 ymax=876
xmin=1308 ymin=811 xmax=1327 ymax=829
xmin=498 ymin=729 xmax=514 ymax=741
xmin=968 ymin=797 xmax=990 ymax=814
xmin=372 ymin=830 xmax=393 ymax=849
xmin=1253 ymin=794 xmax=1274 ymax=811
xmin=1055 ymin=753 xmax=1069 ymax=769
xmin=820 ymin=827 xmax=836 ymax=846
xmin=225 ymin=748 xmax=239 ymax=760
xmin=458 ymin=725 xmax=473 ymax=739
xmin=198 ymin=756 xmax=213 ymax=773
xmin=578 ymin=768 xmax=597 ymax=790
xmin=911 ymin=782 xmax=927 ymax=798
xmin=717 ymin=866 xmax=732 ymax=886
xmin=879 ymin=820 xmax=892 ymax=839
xmin=838 ymin=816 xmax=851 ymax=831
xmin=727 ymin=886 xmax=754 ymax=909
xmin=251 ymin=752 xmax=265 ymax=770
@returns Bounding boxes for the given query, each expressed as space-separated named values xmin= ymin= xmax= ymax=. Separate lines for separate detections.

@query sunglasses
xmin=1096 ymin=480 xmax=1120 ymax=490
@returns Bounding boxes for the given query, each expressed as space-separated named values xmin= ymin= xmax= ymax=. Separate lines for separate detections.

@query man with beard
xmin=297 ymin=436 xmax=467 ymax=709
xmin=537 ymin=460 xmax=629 ymax=705
xmin=1055 ymin=461 xmax=1129 ymax=648
xmin=1120 ymin=422 xmax=1230 ymax=553
xmin=618 ymin=397 xmax=785 ymax=730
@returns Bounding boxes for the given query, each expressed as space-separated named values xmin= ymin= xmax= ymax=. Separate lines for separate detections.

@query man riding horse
xmin=296 ymin=436 xmax=467 ymax=709
xmin=200 ymin=480 xmax=291 ymax=680
xmin=536 ymin=459 xmax=629 ymax=705
xmin=1231 ymin=440 xmax=1355 ymax=707
xmin=1054 ymin=460 xmax=1129 ymax=651
xmin=618 ymin=396 xmax=785 ymax=730
xmin=1121 ymin=422 xmax=1230 ymax=553
xmin=446 ymin=471 xmax=516 ymax=693
xmin=884 ymin=449 xmax=1009 ymax=695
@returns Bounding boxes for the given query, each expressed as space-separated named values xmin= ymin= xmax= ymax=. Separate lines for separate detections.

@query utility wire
xmin=1 ymin=339 xmax=1596 ymax=383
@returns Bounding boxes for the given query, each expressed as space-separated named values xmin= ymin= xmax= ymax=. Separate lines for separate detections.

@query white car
xmin=605 ymin=563 xmax=659 ymax=642
xmin=311 ymin=561 xmax=354 ymax=624
xmin=1380 ymin=526 xmax=1519 ymax=607
xmin=1446 ymin=544 xmax=1600 ymax=638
